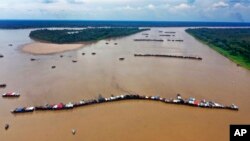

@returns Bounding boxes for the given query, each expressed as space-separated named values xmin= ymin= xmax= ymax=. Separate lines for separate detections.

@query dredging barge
xmin=134 ymin=54 xmax=202 ymax=60
xmin=11 ymin=94 xmax=238 ymax=114
xmin=134 ymin=39 xmax=164 ymax=42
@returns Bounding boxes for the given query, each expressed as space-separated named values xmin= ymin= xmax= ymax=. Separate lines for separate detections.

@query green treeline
xmin=186 ymin=28 xmax=250 ymax=69
xmin=29 ymin=28 xmax=148 ymax=44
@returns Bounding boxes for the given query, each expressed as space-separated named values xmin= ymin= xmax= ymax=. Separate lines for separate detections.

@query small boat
xmin=173 ymin=99 xmax=181 ymax=103
xmin=151 ymin=96 xmax=160 ymax=100
xmin=213 ymin=102 xmax=224 ymax=108
xmin=114 ymin=43 xmax=118 ymax=45
xmin=198 ymin=99 xmax=209 ymax=107
xmin=11 ymin=107 xmax=35 ymax=113
xmin=79 ymin=100 xmax=85 ymax=104
xmin=36 ymin=104 xmax=54 ymax=110
xmin=119 ymin=58 xmax=125 ymax=61
xmin=30 ymin=58 xmax=36 ymax=61
xmin=65 ymin=102 xmax=74 ymax=109
xmin=229 ymin=104 xmax=239 ymax=111
xmin=0 ymin=84 xmax=7 ymax=88
xmin=72 ymin=129 xmax=76 ymax=135
xmin=97 ymin=95 xmax=106 ymax=103
xmin=5 ymin=124 xmax=9 ymax=130
xmin=164 ymin=99 xmax=171 ymax=103
xmin=187 ymin=97 xmax=195 ymax=105
xmin=25 ymin=107 xmax=35 ymax=112
xmin=11 ymin=107 xmax=24 ymax=113
xmin=2 ymin=92 xmax=20 ymax=97
xmin=53 ymin=103 xmax=64 ymax=110
xmin=193 ymin=100 xmax=200 ymax=106
xmin=0 ymin=54 xmax=3 ymax=58
xmin=74 ymin=100 xmax=84 ymax=107
xmin=105 ymin=97 xmax=111 ymax=101
xmin=176 ymin=94 xmax=182 ymax=100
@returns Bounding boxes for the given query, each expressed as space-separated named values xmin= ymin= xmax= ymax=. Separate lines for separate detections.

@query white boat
xmin=230 ymin=104 xmax=239 ymax=110
xmin=65 ymin=102 xmax=74 ymax=108
xmin=25 ymin=107 xmax=35 ymax=111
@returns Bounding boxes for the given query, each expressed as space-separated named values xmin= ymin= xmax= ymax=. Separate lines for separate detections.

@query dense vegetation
xmin=186 ymin=28 xmax=250 ymax=69
xmin=2 ymin=20 xmax=250 ymax=29
xmin=29 ymin=28 xmax=148 ymax=44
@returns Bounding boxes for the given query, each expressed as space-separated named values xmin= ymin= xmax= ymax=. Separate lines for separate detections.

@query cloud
xmin=233 ymin=2 xmax=246 ymax=8
xmin=147 ymin=4 xmax=155 ymax=10
xmin=213 ymin=1 xmax=229 ymax=8
xmin=0 ymin=0 xmax=250 ymax=22
xmin=174 ymin=3 xmax=192 ymax=10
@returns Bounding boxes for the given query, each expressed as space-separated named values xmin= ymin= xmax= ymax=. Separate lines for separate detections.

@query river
xmin=0 ymin=27 xmax=250 ymax=141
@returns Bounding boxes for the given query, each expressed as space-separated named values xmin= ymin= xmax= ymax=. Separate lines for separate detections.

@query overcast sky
xmin=0 ymin=0 xmax=250 ymax=22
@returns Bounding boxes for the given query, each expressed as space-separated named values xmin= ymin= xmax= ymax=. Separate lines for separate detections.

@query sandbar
xmin=22 ymin=42 xmax=85 ymax=54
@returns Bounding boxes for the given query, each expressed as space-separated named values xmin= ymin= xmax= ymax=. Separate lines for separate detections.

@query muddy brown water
xmin=0 ymin=28 xmax=250 ymax=141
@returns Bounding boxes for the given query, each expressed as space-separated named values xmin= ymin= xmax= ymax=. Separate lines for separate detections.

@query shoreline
xmin=21 ymin=42 xmax=86 ymax=55
xmin=185 ymin=28 xmax=250 ymax=70
xmin=187 ymin=32 xmax=250 ymax=70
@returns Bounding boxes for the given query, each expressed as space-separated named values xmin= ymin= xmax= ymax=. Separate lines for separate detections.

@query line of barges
xmin=134 ymin=39 xmax=164 ymax=42
xmin=134 ymin=54 xmax=202 ymax=60
xmin=11 ymin=94 xmax=238 ymax=114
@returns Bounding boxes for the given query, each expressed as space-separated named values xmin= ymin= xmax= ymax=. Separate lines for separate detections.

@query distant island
xmin=29 ymin=28 xmax=148 ymax=44
xmin=186 ymin=28 xmax=250 ymax=69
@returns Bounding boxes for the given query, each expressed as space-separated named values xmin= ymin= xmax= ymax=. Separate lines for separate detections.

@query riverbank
xmin=189 ymin=34 xmax=250 ymax=69
xmin=22 ymin=42 xmax=85 ymax=54
xmin=186 ymin=28 xmax=250 ymax=70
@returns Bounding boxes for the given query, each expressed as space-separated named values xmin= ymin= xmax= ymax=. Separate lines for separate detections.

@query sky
xmin=0 ymin=0 xmax=250 ymax=22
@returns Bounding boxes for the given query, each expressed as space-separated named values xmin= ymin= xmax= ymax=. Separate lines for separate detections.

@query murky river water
xmin=0 ymin=28 xmax=250 ymax=141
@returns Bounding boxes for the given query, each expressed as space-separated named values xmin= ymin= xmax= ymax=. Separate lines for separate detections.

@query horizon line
xmin=0 ymin=19 xmax=249 ymax=23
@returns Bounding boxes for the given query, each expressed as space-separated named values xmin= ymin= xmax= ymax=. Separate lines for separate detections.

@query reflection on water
xmin=0 ymin=28 xmax=250 ymax=141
